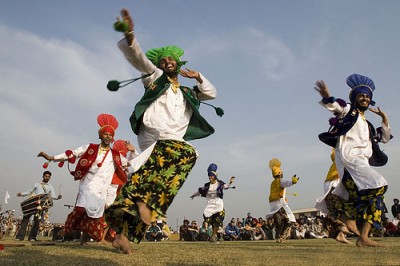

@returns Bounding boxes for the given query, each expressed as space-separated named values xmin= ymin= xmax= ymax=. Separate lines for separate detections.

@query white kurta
xmin=54 ymin=145 xmax=128 ymax=218
xmin=267 ymin=179 xmax=296 ymax=223
xmin=322 ymin=101 xmax=391 ymax=200
xmin=202 ymin=182 xmax=226 ymax=218
xmin=118 ymin=37 xmax=217 ymax=152
xmin=315 ymin=179 xmax=340 ymax=214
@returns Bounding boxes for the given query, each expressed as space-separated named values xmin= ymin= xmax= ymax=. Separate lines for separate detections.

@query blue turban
xmin=346 ymin=73 xmax=375 ymax=106
xmin=207 ymin=163 xmax=218 ymax=172
xmin=207 ymin=163 xmax=218 ymax=179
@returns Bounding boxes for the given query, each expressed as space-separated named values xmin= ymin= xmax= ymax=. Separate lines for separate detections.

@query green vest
xmin=129 ymin=74 xmax=215 ymax=141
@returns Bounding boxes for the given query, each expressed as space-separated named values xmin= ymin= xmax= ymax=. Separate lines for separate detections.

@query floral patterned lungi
xmin=105 ymin=140 xmax=197 ymax=243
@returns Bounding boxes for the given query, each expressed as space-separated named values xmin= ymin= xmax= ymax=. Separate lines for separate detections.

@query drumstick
xmin=58 ymin=184 xmax=62 ymax=198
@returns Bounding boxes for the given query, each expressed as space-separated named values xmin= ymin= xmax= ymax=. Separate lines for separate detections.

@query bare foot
xmin=112 ymin=234 xmax=133 ymax=254
xmin=356 ymin=237 xmax=385 ymax=248
xmin=338 ymin=225 xmax=352 ymax=236
xmin=345 ymin=220 xmax=360 ymax=236
xmin=335 ymin=232 xmax=352 ymax=244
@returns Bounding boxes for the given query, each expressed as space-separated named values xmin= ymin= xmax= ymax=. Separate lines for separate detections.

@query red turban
xmin=97 ymin=114 xmax=118 ymax=137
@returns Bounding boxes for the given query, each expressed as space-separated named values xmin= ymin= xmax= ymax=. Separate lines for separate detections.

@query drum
xmin=20 ymin=193 xmax=53 ymax=217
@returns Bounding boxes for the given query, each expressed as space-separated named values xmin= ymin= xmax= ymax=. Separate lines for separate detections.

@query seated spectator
xmin=145 ymin=221 xmax=163 ymax=241
xmin=250 ymin=218 xmax=258 ymax=228
xmin=392 ymin=213 xmax=400 ymax=227
xmin=224 ymin=219 xmax=240 ymax=241
xmin=263 ymin=217 xmax=275 ymax=240
xmin=382 ymin=217 xmax=397 ymax=237
xmin=198 ymin=221 xmax=212 ymax=241
xmin=179 ymin=219 xmax=191 ymax=241
xmin=157 ymin=220 xmax=171 ymax=240
xmin=240 ymin=222 xmax=254 ymax=240
xmin=308 ymin=217 xmax=328 ymax=239
xmin=253 ymin=223 xmax=266 ymax=240
xmin=188 ymin=220 xmax=200 ymax=241
xmin=290 ymin=219 xmax=306 ymax=239
xmin=303 ymin=218 xmax=313 ymax=239
xmin=245 ymin=212 xmax=253 ymax=225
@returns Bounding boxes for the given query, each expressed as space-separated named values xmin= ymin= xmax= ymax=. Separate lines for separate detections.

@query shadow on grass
xmin=1 ymin=242 xmax=121 ymax=266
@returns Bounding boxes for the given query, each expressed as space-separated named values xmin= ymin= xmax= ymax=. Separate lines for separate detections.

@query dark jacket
xmin=198 ymin=180 xmax=226 ymax=199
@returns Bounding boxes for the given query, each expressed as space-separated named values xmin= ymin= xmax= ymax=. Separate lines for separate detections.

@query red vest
xmin=73 ymin=143 xmax=127 ymax=185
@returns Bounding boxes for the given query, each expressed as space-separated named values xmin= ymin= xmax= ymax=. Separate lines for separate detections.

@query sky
xmin=1 ymin=0 xmax=400 ymax=231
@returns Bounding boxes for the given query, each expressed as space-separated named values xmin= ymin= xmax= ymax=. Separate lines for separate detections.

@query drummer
xmin=15 ymin=171 xmax=62 ymax=241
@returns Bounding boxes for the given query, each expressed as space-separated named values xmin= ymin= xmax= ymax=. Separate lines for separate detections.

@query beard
xmin=355 ymin=102 xmax=369 ymax=111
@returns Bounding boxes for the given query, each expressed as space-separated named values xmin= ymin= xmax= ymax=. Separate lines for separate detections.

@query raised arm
xmin=116 ymin=8 xmax=160 ymax=83
xmin=314 ymin=80 xmax=331 ymax=99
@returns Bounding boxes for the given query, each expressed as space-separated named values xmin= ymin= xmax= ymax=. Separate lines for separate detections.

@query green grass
xmin=1 ymin=236 xmax=399 ymax=265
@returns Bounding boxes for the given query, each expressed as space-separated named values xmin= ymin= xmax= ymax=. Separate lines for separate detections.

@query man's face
xmin=99 ymin=132 xmax=113 ymax=147
xmin=159 ymin=56 xmax=177 ymax=74
xmin=355 ymin=93 xmax=370 ymax=111
xmin=208 ymin=175 xmax=217 ymax=183
xmin=42 ymin=173 xmax=51 ymax=183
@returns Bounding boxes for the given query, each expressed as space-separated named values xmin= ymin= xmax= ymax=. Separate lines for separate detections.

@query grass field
xmin=1 ymin=235 xmax=399 ymax=265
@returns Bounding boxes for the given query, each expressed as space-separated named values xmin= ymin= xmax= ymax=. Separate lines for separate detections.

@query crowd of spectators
xmin=2 ymin=197 xmax=400 ymax=242
xmin=177 ymin=204 xmax=400 ymax=242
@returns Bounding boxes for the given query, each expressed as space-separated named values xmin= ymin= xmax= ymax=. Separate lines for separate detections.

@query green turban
xmin=145 ymin=45 xmax=187 ymax=73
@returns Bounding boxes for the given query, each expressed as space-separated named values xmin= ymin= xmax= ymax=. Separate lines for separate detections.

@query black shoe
xmin=29 ymin=238 xmax=37 ymax=241
xmin=15 ymin=238 xmax=23 ymax=241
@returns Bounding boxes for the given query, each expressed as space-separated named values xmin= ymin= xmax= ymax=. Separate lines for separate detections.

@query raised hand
xmin=180 ymin=68 xmax=203 ymax=83
xmin=314 ymin=80 xmax=331 ymax=99
xmin=119 ymin=8 xmax=134 ymax=33
xmin=369 ymin=106 xmax=389 ymax=127
xmin=37 ymin=151 xmax=53 ymax=161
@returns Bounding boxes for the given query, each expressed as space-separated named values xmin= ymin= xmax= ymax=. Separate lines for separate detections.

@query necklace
xmin=166 ymin=76 xmax=180 ymax=93
xmin=99 ymin=145 xmax=110 ymax=153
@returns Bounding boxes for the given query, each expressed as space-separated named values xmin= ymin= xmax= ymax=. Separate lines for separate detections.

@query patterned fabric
xmin=203 ymin=209 xmax=225 ymax=229
xmin=64 ymin=206 xmax=116 ymax=242
xmin=324 ymin=188 xmax=347 ymax=238
xmin=105 ymin=139 xmax=197 ymax=244
xmin=273 ymin=208 xmax=291 ymax=243
xmin=329 ymin=170 xmax=387 ymax=230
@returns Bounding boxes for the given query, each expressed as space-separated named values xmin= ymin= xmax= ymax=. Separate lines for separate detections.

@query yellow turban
xmin=269 ymin=158 xmax=282 ymax=177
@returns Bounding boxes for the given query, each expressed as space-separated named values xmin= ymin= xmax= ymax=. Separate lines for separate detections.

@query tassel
xmin=58 ymin=161 xmax=64 ymax=168
xmin=107 ymin=72 xmax=155 ymax=92
xmin=42 ymin=161 xmax=49 ymax=169
xmin=113 ymin=21 xmax=129 ymax=32
xmin=200 ymin=102 xmax=224 ymax=117
xmin=65 ymin=150 xmax=76 ymax=164
xmin=215 ymin=107 xmax=224 ymax=117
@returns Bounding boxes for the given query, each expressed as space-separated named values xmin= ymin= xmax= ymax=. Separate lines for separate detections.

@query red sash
xmin=73 ymin=143 xmax=127 ymax=185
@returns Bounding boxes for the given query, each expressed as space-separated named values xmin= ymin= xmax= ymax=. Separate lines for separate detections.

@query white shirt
xmin=118 ymin=38 xmax=217 ymax=152
xmin=21 ymin=182 xmax=57 ymax=199
xmin=54 ymin=144 xmax=129 ymax=218
xmin=322 ymin=101 xmax=391 ymax=199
